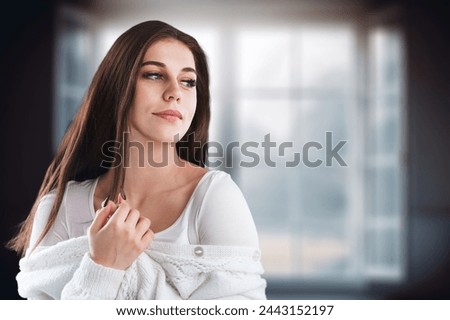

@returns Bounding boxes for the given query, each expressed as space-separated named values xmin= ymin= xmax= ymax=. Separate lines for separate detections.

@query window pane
xmin=295 ymin=226 xmax=351 ymax=277
xmin=237 ymin=30 xmax=290 ymax=88
xmin=296 ymin=99 xmax=349 ymax=135
xmin=237 ymin=97 xmax=356 ymax=278
xmin=366 ymin=27 xmax=405 ymax=281
xmin=373 ymin=167 xmax=401 ymax=217
xmin=241 ymin=167 xmax=290 ymax=232
xmin=293 ymin=99 xmax=350 ymax=161
xmin=53 ymin=9 xmax=93 ymax=151
xmin=237 ymin=98 xmax=292 ymax=230
xmin=61 ymin=26 xmax=91 ymax=85
xmin=259 ymin=233 xmax=294 ymax=275
xmin=238 ymin=99 xmax=292 ymax=140
xmin=368 ymin=106 xmax=401 ymax=155
xmin=371 ymin=29 xmax=403 ymax=96
xmin=367 ymin=227 xmax=402 ymax=278
xmin=298 ymin=169 xmax=348 ymax=221
xmin=293 ymin=27 xmax=355 ymax=90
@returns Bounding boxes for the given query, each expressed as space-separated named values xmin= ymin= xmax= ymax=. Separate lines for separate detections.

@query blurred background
xmin=1 ymin=0 xmax=449 ymax=299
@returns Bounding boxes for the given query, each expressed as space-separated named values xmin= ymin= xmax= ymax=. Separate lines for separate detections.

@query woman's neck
xmin=97 ymin=139 xmax=205 ymax=208
xmin=123 ymin=140 xmax=185 ymax=194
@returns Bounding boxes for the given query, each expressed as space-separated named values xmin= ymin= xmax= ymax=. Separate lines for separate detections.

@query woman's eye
xmin=143 ymin=72 xmax=163 ymax=80
xmin=181 ymin=79 xmax=197 ymax=88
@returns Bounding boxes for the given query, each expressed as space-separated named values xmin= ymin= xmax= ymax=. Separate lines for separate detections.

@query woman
xmin=9 ymin=21 xmax=266 ymax=299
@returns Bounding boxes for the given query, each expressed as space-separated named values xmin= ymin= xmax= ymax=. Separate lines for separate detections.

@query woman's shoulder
xmin=38 ymin=178 xmax=97 ymax=225
xmin=40 ymin=179 xmax=96 ymax=203
xmin=181 ymin=164 xmax=234 ymax=199
xmin=192 ymin=170 xmax=259 ymax=247
xmin=190 ymin=169 xmax=230 ymax=200
xmin=191 ymin=169 xmax=250 ymax=217
xmin=199 ymin=169 xmax=241 ymax=197
xmin=64 ymin=179 xmax=97 ymax=221
xmin=66 ymin=179 xmax=97 ymax=201
xmin=200 ymin=168 xmax=229 ymax=181
xmin=30 ymin=178 xmax=97 ymax=248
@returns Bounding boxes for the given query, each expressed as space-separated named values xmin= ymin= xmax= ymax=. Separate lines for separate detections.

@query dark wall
xmin=0 ymin=1 xmax=55 ymax=299
xmin=392 ymin=2 xmax=450 ymax=298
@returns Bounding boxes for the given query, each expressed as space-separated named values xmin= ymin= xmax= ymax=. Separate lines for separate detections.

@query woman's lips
xmin=152 ymin=109 xmax=182 ymax=122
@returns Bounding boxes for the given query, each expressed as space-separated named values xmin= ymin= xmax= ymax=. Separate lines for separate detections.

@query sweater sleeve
xmin=147 ymin=242 xmax=267 ymax=300
xmin=61 ymin=253 xmax=125 ymax=299
xmin=23 ymin=187 xmax=126 ymax=300
xmin=196 ymin=172 xmax=260 ymax=248
xmin=17 ymin=237 xmax=127 ymax=300
xmin=28 ymin=192 xmax=69 ymax=250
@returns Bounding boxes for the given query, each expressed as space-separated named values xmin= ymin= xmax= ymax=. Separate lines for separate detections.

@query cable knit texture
xmin=17 ymin=236 xmax=266 ymax=300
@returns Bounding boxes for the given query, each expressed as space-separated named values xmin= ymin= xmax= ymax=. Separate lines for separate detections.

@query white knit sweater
xmin=17 ymin=236 xmax=266 ymax=300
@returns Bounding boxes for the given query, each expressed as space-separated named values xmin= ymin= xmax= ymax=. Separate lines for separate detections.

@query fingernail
xmin=101 ymin=195 xmax=110 ymax=208
xmin=120 ymin=188 xmax=127 ymax=200
xmin=117 ymin=193 xmax=123 ymax=205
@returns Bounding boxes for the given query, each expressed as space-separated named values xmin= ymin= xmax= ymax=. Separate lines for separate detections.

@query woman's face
xmin=128 ymin=38 xmax=197 ymax=144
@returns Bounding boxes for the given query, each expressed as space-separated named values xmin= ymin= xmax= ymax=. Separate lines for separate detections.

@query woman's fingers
xmin=135 ymin=216 xmax=151 ymax=237
xmin=109 ymin=200 xmax=131 ymax=222
xmin=125 ymin=209 xmax=141 ymax=227
xmin=88 ymin=194 xmax=154 ymax=270
xmin=141 ymin=227 xmax=154 ymax=245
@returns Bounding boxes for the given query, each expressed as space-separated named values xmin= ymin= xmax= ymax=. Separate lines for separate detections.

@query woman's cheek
xmin=187 ymin=98 xmax=197 ymax=121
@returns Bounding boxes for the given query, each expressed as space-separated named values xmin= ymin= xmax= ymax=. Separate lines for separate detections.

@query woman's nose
xmin=163 ymin=81 xmax=181 ymax=102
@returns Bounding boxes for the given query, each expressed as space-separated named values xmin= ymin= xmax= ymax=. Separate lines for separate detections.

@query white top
xmin=29 ymin=170 xmax=260 ymax=250
xmin=20 ymin=170 xmax=266 ymax=300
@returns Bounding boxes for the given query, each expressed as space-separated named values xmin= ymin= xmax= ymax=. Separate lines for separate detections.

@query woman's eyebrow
xmin=141 ymin=60 xmax=197 ymax=75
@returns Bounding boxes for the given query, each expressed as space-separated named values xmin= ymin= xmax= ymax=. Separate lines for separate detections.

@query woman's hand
xmin=87 ymin=194 xmax=154 ymax=270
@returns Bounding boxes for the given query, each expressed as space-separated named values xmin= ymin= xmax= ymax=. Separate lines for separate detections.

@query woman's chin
xmin=127 ymin=129 xmax=184 ymax=144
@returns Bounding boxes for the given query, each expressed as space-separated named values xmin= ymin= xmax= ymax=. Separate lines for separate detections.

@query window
xmin=365 ymin=28 xmax=406 ymax=280
xmin=53 ymin=2 xmax=406 ymax=291
xmin=53 ymin=6 xmax=94 ymax=152
xmin=235 ymin=26 xmax=362 ymax=280
xmin=232 ymin=25 xmax=405 ymax=283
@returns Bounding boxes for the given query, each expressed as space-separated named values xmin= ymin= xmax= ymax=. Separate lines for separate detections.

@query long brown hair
xmin=8 ymin=21 xmax=210 ymax=256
